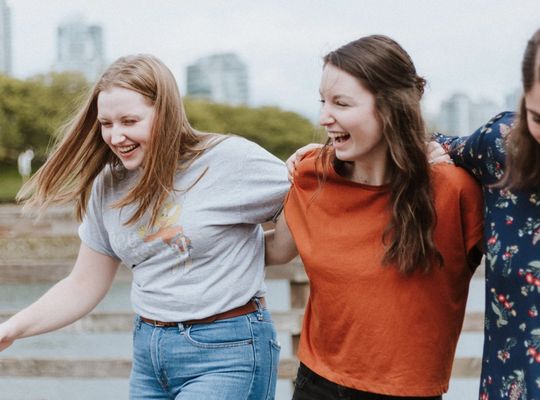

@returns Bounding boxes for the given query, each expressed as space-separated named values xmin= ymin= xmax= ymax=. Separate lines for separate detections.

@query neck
xmin=346 ymin=160 xmax=389 ymax=186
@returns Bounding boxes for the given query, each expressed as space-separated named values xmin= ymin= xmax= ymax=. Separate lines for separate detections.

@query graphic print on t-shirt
xmin=137 ymin=202 xmax=193 ymax=274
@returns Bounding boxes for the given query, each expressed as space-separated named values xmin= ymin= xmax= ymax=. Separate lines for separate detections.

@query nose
xmin=110 ymin=126 xmax=126 ymax=145
xmin=319 ymin=113 xmax=336 ymax=126
xmin=319 ymin=107 xmax=335 ymax=127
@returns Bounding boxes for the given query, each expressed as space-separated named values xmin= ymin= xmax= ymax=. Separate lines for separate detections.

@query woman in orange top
xmin=265 ymin=35 xmax=484 ymax=399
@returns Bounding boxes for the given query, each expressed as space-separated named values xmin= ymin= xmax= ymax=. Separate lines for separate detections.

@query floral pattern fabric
xmin=435 ymin=112 xmax=540 ymax=400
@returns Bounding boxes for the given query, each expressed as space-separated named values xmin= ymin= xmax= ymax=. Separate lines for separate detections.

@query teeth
xmin=328 ymin=132 xmax=350 ymax=141
xmin=118 ymin=144 xmax=138 ymax=154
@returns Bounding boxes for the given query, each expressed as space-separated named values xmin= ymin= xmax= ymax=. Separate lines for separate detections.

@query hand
xmin=427 ymin=141 xmax=452 ymax=165
xmin=0 ymin=323 xmax=15 ymax=352
xmin=286 ymin=143 xmax=323 ymax=183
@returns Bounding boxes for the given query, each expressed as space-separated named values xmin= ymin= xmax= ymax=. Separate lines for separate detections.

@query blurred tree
xmin=0 ymin=76 xmax=319 ymax=164
xmin=0 ymin=72 xmax=88 ymax=162
xmin=185 ymin=99 xmax=322 ymax=160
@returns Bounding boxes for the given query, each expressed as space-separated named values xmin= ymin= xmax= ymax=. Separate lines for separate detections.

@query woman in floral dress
xmin=434 ymin=28 xmax=540 ymax=400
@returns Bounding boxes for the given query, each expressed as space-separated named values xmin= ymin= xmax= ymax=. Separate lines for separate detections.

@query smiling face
xmin=97 ymin=86 xmax=155 ymax=170
xmin=319 ymin=63 xmax=387 ymax=180
xmin=525 ymin=80 xmax=540 ymax=144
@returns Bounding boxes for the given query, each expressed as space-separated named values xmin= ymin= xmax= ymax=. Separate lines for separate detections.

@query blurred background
xmin=0 ymin=1 xmax=539 ymax=399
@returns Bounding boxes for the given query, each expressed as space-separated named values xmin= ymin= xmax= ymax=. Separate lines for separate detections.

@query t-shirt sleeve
xmin=433 ymin=112 xmax=515 ymax=186
xmin=457 ymin=169 xmax=485 ymax=255
xmin=229 ymin=138 xmax=290 ymax=224
xmin=78 ymin=174 xmax=118 ymax=259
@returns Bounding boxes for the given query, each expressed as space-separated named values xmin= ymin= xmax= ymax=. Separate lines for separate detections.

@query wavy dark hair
xmin=318 ymin=35 xmax=442 ymax=274
xmin=497 ymin=28 xmax=540 ymax=190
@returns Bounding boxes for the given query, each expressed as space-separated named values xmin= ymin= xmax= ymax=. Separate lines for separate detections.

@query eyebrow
xmin=526 ymin=108 xmax=540 ymax=118
xmin=318 ymin=91 xmax=353 ymax=101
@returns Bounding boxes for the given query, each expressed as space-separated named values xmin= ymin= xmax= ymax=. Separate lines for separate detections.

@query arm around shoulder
xmin=0 ymin=243 xmax=119 ymax=350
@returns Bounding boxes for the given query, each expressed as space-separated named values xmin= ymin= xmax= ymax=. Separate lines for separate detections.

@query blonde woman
xmin=0 ymin=55 xmax=288 ymax=400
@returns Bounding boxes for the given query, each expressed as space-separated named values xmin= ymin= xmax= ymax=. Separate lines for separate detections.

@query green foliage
xmin=0 ymin=161 xmax=22 ymax=202
xmin=0 ymin=73 xmax=319 ymax=165
xmin=184 ymin=98 xmax=322 ymax=160
xmin=0 ymin=72 xmax=88 ymax=161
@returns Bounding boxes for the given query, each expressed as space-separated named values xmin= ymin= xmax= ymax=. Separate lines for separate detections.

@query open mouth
xmin=328 ymin=132 xmax=351 ymax=144
xmin=118 ymin=144 xmax=139 ymax=155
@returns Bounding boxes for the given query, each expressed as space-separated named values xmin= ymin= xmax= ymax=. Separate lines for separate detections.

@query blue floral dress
xmin=435 ymin=111 xmax=540 ymax=400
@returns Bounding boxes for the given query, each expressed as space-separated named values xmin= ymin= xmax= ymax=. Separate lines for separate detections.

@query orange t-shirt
xmin=284 ymin=151 xmax=483 ymax=397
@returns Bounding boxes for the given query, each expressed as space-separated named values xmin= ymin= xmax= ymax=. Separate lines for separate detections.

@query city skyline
xmin=54 ymin=14 xmax=105 ymax=82
xmin=0 ymin=0 xmax=11 ymax=75
xmin=4 ymin=0 xmax=540 ymax=122
xmin=186 ymin=53 xmax=249 ymax=105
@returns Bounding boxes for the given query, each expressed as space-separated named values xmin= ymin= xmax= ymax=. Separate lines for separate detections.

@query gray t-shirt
xmin=79 ymin=136 xmax=289 ymax=321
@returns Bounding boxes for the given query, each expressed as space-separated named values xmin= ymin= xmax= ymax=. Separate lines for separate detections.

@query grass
xmin=0 ymin=162 xmax=24 ymax=203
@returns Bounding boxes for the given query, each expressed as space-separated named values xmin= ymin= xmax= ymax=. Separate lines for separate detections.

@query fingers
xmin=428 ymin=155 xmax=454 ymax=165
xmin=286 ymin=143 xmax=325 ymax=183
xmin=426 ymin=141 xmax=452 ymax=164
xmin=285 ymin=155 xmax=298 ymax=183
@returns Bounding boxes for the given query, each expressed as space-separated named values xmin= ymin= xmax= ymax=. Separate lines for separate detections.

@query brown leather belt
xmin=139 ymin=297 xmax=266 ymax=327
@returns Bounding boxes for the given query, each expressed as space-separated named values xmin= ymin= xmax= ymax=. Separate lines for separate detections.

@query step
xmin=0 ymin=309 xmax=484 ymax=336
xmin=0 ymin=377 xmax=293 ymax=400
xmin=0 ymin=355 xmax=482 ymax=380
xmin=0 ymin=205 xmax=78 ymax=237
xmin=0 ymin=377 xmax=478 ymax=400
xmin=0 ymin=259 xmax=307 ymax=283
xmin=0 ymin=235 xmax=80 ymax=262
xmin=0 ymin=329 xmax=483 ymax=377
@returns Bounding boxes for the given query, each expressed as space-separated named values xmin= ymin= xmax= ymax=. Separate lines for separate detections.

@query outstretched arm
xmin=265 ymin=213 xmax=298 ymax=265
xmin=0 ymin=243 xmax=120 ymax=351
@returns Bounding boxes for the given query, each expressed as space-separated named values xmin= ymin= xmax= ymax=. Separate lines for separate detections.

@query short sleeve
xmin=78 ymin=173 xmax=118 ymax=259
xmin=231 ymin=138 xmax=290 ymax=224
xmin=433 ymin=112 xmax=515 ymax=185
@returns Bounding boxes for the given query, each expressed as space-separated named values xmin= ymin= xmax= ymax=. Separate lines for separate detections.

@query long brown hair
xmin=18 ymin=54 xmax=218 ymax=226
xmin=319 ymin=35 xmax=442 ymax=274
xmin=497 ymin=28 xmax=540 ymax=190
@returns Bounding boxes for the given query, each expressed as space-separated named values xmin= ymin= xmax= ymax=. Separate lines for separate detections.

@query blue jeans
xmin=129 ymin=305 xmax=280 ymax=400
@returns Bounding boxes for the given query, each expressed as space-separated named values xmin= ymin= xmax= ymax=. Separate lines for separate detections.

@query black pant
xmin=292 ymin=363 xmax=443 ymax=400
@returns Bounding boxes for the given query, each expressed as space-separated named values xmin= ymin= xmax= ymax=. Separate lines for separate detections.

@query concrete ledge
xmin=0 ymin=357 xmax=480 ymax=380
xmin=0 ymin=309 xmax=305 ymax=334
xmin=0 ymin=259 xmax=307 ymax=283
xmin=0 ymin=236 xmax=80 ymax=262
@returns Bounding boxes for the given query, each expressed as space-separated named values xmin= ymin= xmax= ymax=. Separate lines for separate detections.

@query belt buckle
xmin=153 ymin=320 xmax=168 ymax=327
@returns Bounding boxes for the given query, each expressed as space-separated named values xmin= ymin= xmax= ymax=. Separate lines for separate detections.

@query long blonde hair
xmin=18 ymin=54 xmax=217 ymax=227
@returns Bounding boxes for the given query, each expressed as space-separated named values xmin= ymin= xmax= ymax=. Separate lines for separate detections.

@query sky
xmin=7 ymin=0 xmax=540 ymax=121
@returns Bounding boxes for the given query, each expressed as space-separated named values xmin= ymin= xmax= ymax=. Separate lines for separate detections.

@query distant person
xmin=0 ymin=54 xmax=288 ymax=400
xmin=265 ymin=35 xmax=484 ymax=399
xmin=428 ymin=28 xmax=540 ymax=400
xmin=17 ymin=149 xmax=34 ymax=183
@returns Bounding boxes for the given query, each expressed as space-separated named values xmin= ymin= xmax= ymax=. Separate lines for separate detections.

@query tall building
xmin=471 ymin=98 xmax=500 ymax=131
xmin=438 ymin=93 xmax=500 ymax=136
xmin=55 ymin=15 xmax=105 ymax=82
xmin=186 ymin=53 xmax=249 ymax=105
xmin=0 ymin=0 xmax=12 ymax=75
xmin=505 ymin=88 xmax=522 ymax=112
xmin=438 ymin=93 xmax=472 ymax=136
